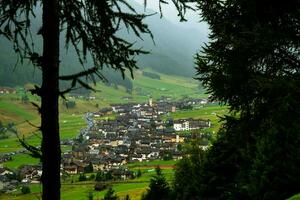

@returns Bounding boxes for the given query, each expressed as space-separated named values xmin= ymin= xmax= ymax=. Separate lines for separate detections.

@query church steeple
xmin=149 ymin=96 xmax=153 ymax=107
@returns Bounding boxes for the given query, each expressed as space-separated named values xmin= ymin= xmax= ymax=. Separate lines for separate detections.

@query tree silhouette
xmin=0 ymin=0 xmax=192 ymax=199
xmin=103 ymin=187 xmax=119 ymax=200
xmin=142 ymin=166 xmax=170 ymax=200
xmin=195 ymin=0 xmax=300 ymax=199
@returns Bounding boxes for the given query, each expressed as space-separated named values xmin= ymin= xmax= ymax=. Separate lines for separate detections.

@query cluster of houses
xmin=0 ymin=97 xmax=212 ymax=193
xmin=61 ymin=98 xmax=211 ymax=175
xmin=0 ymin=167 xmax=17 ymax=193
xmin=0 ymin=165 xmax=42 ymax=193
xmin=0 ymin=155 xmax=12 ymax=164
xmin=0 ymin=87 xmax=16 ymax=94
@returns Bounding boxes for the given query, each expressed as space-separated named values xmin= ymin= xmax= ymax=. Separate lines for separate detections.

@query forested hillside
xmin=0 ymin=2 xmax=206 ymax=88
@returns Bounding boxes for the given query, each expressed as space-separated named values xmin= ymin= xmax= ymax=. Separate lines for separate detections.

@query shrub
xmin=21 ymin=185 xmax=31 ymax=194
xmin=94 ymin=182 xmax=107 ymax=191
xmin=78 ymin=173 xmax=87 ymax=182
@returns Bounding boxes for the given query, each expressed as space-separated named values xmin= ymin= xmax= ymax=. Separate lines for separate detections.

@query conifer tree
xmin=194 ymin=0 xmax=300 ymax=199
xmin=0 ymin=1 xmax=192 ymax=199
xmin=142 ymin=166 xmax=170 ymax=200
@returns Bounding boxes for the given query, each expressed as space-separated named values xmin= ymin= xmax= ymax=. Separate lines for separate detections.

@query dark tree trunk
xmin=41 ymin=0 xmax=61 ymax=199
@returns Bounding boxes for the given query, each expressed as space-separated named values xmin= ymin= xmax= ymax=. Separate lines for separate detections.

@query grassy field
xmin=0 ymin=112 xmax=85 ymax=153
xmin=289 ymin=194 xmax=300 ymax=200
xmin=127 ymin=160 xmax=177 ymax=169
xmin=131 ymin=70 xmax=206 ymax=100
xmin=0 ymin=95 xmax=88 ymax=169
xmin=2 ymin=154 xmax=40 ymax=169
xmin=0 ymin=182 xmax=149 ymax=200
xmin=0 ymin=92 xmax=88 ymax=153
xmin=0 ymin=100 xmax=36 ymax=123
xmin=3 ymin=177 xmax=299 ymax=200
xmin=84 ymin=69 xmax=207 ymax=104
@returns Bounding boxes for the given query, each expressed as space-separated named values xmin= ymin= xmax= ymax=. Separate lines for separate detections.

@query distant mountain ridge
xmin=0 ymin=3 xmax=207 ymax=87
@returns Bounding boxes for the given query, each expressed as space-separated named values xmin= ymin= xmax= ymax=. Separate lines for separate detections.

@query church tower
xmin=149 ymin=97 xmax=153 ymax=107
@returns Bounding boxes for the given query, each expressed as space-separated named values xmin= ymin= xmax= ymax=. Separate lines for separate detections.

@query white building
xmin=174 ymin=121 xmax=189 ymax=131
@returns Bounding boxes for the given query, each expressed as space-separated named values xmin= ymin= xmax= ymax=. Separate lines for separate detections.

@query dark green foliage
xmin=165 ymin=118 xmax=173 ymax=128
xmin=248 ymin=115 xmax=300 ymax=199
xmin=181 ymin=105 xmax=192 ymax=110
xmin=105 ymin=171 xmax=113 ymax=181
xmin=142 ymin=166 xmax=170 ymax=200
xmin=198 ymin=122 xmax=253 ymax=200
xmin=64 ymin=100 xmax=76 ymax=109
xmin=0 ymin=121 xmax=8 ymax=140
xmin=142 ymin=71 xmax=161 ymax=80
xmin=123 ymin=194 xmax=130 ymax=200
xmin=172 ymin=140 xmax=206 ymax=200
xmin=84 ymin=163 xmax=93 ymax=173
xmin=155 ymin=166 xmax=162 ymax=176
xmin=176 ymin=144 xmax=182 ymax=152
xmin=78 ymin=173 xmax=87 ymax=182
xmin=88 ymin=192 xmax=93 ymax=200
xmin=76 ymin=134 xmax=84 ymax=144
xmin=136 ymin=169 xmax=142 ymax=178
xmin=69 ymin=87 xmax=91 ymax=96
xmin=6 ymin=171 xmax=17 ymax=181
xmin=89 ymin=174 xmax=95 ymax=180
xmin=95 ymin=171 xmax=113 ymax=182
xmin=103 ymin=187 xmax=118 ymax=200
xmin=21 ymin=94 xmax=29 ymax=104
xmin=61 ymin=171 xmax=70 ymax=182
xmin=103 ymin=70 xmax=133 ymax=93
xmin=193 ymin=0 xmax=300 ymax=199
xmin=196 ymin=0 xmax=300 ymax=115
xmin=95 ymin=171 xmax=105 ymax=182
xmin=94 ymin=182 xmax=108 ymax=192
xmin=162 ymin=151 xmax=173 ymax=161
xmin=21 ymin=185 xmax=31 ymax=194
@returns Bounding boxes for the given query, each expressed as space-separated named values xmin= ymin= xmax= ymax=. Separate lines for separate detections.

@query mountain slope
xmin=0 ymin=3 xmax=207 ymax=87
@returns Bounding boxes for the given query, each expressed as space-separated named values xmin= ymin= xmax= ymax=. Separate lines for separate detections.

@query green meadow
xmin=88 ymin=69 xmax=206 ymax=104
xmin=126 ymin=160 xmax=177 ymax=169
xmin=2 ymin=154 xmax=40 ymax=169
xmin=289 ymin=194 xmax=300 ymax=200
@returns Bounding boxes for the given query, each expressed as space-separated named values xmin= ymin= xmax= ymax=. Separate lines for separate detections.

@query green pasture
xmin=126 ymin=160 xmax=177 ymax=169
xmin=0 ymin=100 xmax=37 ymax=123
xmin=132 ymin=71 xmax=205 ymax=100
xmin=0 ymin=113 xmax=85 ymax=153
xmin=290 ymin=194 xmax=300 ymax=200
xmin=3 ymin=154 xmax=40 ymax=169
